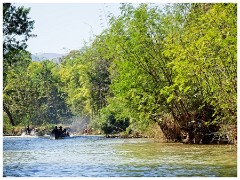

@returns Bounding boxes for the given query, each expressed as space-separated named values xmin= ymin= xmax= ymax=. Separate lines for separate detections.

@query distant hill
xmin=31 ymin=53 xmax=64 ymax=63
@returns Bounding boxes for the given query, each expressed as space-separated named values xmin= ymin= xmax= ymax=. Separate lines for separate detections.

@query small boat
xmin=50 ymin=126 xmax=70 ymax=140
xmin=50 ymin=132 xmax=70 ymax=140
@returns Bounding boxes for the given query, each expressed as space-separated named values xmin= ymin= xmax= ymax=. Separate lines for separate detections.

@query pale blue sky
xmin=17 ymin=3 xmax=122 ymax=54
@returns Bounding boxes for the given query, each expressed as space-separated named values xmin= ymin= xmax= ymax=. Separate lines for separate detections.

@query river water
xmin=3 ymin=135 xmax=237 ymax=177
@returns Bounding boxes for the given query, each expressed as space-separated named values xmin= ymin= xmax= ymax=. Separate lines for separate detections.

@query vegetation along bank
xmin=3 ymin=3 xmax=237 ymax=144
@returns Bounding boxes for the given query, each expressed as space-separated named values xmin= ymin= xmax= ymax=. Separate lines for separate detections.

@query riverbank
xmin=3 ymin=123 xmax=237 ymax=145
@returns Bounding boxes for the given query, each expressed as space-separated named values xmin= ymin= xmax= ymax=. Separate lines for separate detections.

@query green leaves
xmin=4 ymin=3 xmax=236 ymax=140
xmin=100 ymin=3 xmax=237 ymax=138
xmin=3 ymin=59 xmax=72 ymax=126
xmin=3 ymin=3 xmax=36 ymax=76
xmin=3 ymin=3 xmax=36 ymax=126
xmin=177 ymin=3 xmax=237 ymax=121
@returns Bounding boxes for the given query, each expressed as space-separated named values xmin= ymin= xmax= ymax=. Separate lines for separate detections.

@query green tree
xmin=3 ymin=51 xmax=31 ymax=126
xmin=3 ymin=3 xmax=35 ymax=126
xmin=101 ymin=3 xmax=236 ymax=142
xmin=56 ymin=50 xmax=92 ymax=118
xmin=104 ymin=4 xmax=175 ymax=135
xmin=170 ymin=3 xmax=237 ymax=138
xmin=83 ymin=35 xmax=111 ymax=118
xmin=3 ymin=3 xmax=35 ymax=81
xmin=4 ymin=60 xmax=72 ymax=127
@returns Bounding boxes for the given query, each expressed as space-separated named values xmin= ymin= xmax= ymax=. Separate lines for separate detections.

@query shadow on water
xmin=3 ymin=136 xmax=237 ymax=177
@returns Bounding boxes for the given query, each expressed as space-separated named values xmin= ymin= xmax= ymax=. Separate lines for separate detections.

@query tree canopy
xmin=3 ymin=3 xmax=36 ymax=126
xmin=3 ymin=3 xmax=237 ymax=143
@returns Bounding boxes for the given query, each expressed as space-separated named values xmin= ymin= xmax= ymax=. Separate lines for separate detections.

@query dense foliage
xmin=3 ymin=3 xmax=36 ymax=126
xmin=3 ymin=3 xmax=237 ymax=143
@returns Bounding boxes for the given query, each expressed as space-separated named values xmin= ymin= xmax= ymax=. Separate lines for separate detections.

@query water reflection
xmin=3 ymin=136 xmax=237 ymax=177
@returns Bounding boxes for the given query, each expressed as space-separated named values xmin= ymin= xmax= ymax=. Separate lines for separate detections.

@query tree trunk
xmin=3 ymin=103 xmax=15 ymax=126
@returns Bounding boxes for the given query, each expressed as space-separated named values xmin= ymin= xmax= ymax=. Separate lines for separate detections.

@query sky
xmin=9 ymin=0 xmax=233 ymax=55
xmin=16 ymin=3 xmax=122 ymax=54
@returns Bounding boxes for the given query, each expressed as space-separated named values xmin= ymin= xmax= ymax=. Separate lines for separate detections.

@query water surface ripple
xmin=3 ymin=136 xmax=237 ymax=177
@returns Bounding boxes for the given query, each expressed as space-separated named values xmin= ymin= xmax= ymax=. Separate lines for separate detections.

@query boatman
xmin=51 ymin=126 xmax=58 ymax=134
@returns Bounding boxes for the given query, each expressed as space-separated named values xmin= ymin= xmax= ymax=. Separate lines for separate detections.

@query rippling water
xmin=3 ymin=136 xmax=237 ymax=177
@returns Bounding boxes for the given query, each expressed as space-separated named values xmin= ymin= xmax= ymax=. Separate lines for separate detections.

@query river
xmin=3 ymin=135 xmax=237 ymax=177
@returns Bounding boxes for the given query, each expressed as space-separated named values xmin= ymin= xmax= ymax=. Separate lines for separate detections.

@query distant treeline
xmin=3 ymin=3 xmax=237 ymax=143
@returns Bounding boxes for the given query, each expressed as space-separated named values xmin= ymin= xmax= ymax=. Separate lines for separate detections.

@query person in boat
xmin=51 ymin=126 xmax=58 ymax=134
xmin=59 ymin=126 xmax=63 ymax=134
xmin=26 ymin=125 xmax=30 ymax=135
xmin=62 ymin=128 xmax=67 ymax=135
xmin=51 ymin=126 xmax=69 ymax=138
